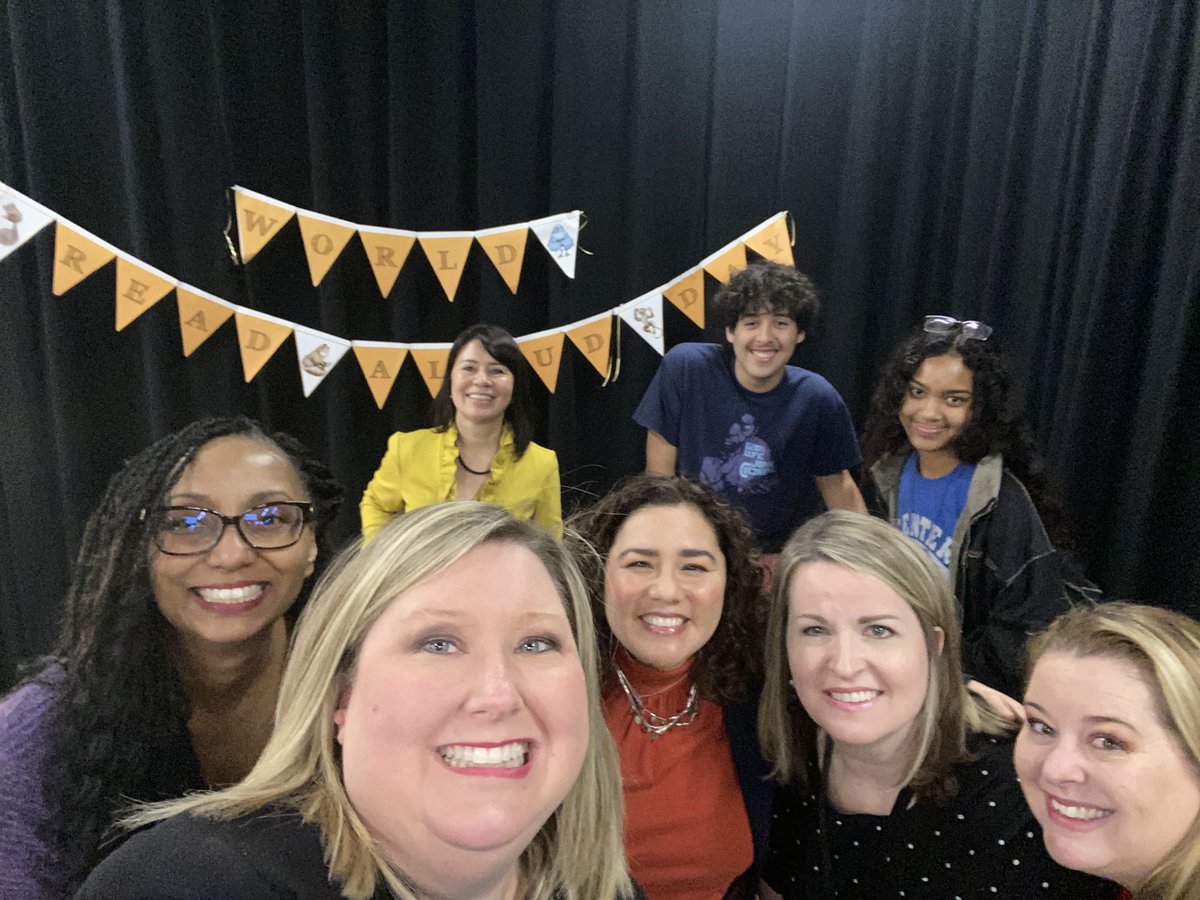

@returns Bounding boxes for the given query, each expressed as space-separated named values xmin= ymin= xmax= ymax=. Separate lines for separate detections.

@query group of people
xmin=0 ymin=262 xmax=1196 ymax=899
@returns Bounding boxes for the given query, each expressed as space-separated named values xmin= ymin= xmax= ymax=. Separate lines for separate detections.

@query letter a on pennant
xmin=175 ymin=287 xmax=235 ymax=357
xmin=475 ymin=226 xmax=529 ymax=294
xmin=233 ymin=190 xmax=295 ymax=264
xmin=235 ymin=312 xmax=294 ymax=382
xmin=296 ymin=214 xmax=357 ymax=286
xmin=408 ymin=343 xmax=453 ymax=397
xmin=517 ymin=331 xmax=565 ymax=393
xmin=744 ymin=215 xmax=794 ymax=266
xmin=703 ymin=243 xmax=747 ymax=285
xmin=114 ymin=257 xmax=175 ymax=331
xmin=566 ymin=314 xmax=613 ymax=378
xmin=663 ymin=269 xmax=706 ymax=329
xmin=52 ymin=223 xmax=115 ymax=296
xmin=352 ymin=342 xmax=409 ymax=409
xmin=416 ymin=234 xmax=473 ymax=302
xmin=357 ymin=227 xmax=416 ymax=298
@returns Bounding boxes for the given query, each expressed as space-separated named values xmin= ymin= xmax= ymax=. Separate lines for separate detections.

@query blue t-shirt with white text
xmin=896 ymin=452 xmax=975 ymax=572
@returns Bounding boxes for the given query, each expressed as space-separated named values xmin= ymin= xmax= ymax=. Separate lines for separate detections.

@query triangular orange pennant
xmin=234 ymin=190 xmax=295 ymax=263
xmin=475 ymin=227 xmax=529 ymax=294
xmin=517 ymin=331 xmax=566 ymax=393
xmin=114 ymin=257 xmax=175 ymax=331
xmin=296 ymin=214 xmax=357 ymax=286
xmin=408 ymin=344 xmax=453 ymax=397
xmin=703 ymin=243 xmax=748 ymax=285
xmin=358 ymin=229 xmax=416 ymax=298
xmin=417 ymin=234 xmax=473 ymax=301
xmin=175 ymin=287 xmax=235 ymax=357
xmin=352 ymin=344 xmax=409 ymax=409
xmin=663 ymin=270 xmax=705 ymax=328
xmin=744 ymin=216 xmax=794 ymax=265
xmin=234 ymin=312 xmax=294 ymax=382
xmin=566 ymin=316 xmax=613 ymax=378
xmin=52 ymin=222 xmax=115 ymax=296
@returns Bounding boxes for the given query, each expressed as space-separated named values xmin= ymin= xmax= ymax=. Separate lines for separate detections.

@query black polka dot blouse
xmin=762 ymin=734 xmax=1119 ymax=898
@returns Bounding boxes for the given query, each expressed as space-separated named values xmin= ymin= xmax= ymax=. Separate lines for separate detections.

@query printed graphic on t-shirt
xmin=898 ymin=513 xmax=953 ymax=569
xmin=699 ymin=414 xmax=778 ymax=495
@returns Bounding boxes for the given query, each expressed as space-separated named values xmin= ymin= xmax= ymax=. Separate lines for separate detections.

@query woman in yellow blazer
xmin=361 ymin=324 xmax=562 ymax=539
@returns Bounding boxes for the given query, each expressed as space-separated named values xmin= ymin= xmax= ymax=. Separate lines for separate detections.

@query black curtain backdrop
xmin=2 ymin=0 xmax=1197 ymax=685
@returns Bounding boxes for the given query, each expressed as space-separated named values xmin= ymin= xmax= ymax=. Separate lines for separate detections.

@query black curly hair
xmin=566 ymin=475 xmax=765 ymax=705
xmin=15 ymin=416 xmax=343 ymax=888
xmin=861 ymin=326 xmax=1072 ymax=549
xmin=712 ymin=261 xmax=821 ymax=333
xmin=430 ymin=323 xmax=535 ymax=457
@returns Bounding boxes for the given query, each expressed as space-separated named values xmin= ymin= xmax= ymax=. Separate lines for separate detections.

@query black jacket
xmin=76 ymin=809 xmax=383 ymax=900
xmin=866 ymin=453 xmax=1101 ymax=696
xmin=722 ymin=689 xmax=775 ymax=899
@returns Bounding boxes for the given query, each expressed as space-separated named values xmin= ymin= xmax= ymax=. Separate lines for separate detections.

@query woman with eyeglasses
xmin=360 ymin=323 xmax=562 ymax=540
xmin=859 ymin=318 xmax=1101 ymax=697
xmin=0 ymin=416 xmax=343 ymax=897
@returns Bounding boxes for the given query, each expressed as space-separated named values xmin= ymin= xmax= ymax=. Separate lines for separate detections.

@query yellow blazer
xmin=360 ymin=423 xmax=562 ymax=539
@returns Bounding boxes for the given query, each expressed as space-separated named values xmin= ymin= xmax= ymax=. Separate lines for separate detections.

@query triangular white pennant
xmin=292 ymin=324 xmax=352 ymax=397
xmin=0 ymin=183 xmax=55 ymax=263
xmin=618 ymin=290 xmax=666 ymax=356
xmin=529 ymin=211 xmax=581 ymax=279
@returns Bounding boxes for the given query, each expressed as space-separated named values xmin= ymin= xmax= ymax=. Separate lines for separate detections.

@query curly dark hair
xmin=430 ymin=323 xmax=534 ymax=457
xmin=16 ymin=416 xmax=343 ymax=888
xmin=712 ymin=261 xmax=822 ymax=333
xmin=861 ymin=326 xmax=1072 ymax=549
xmin=566 ymin=475 xmax=765 ymax=705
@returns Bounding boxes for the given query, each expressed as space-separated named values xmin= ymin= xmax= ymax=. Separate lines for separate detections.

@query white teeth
xmin=1050 ymin=798 xmax=1112 ymax=821
xmin=829 ymin=690 xmax=880 ymax=703
xmin=196 ymin=585 xmax=264 ymax=604
xmin=439 ymin=742 xmax=529 ymax=769
xmin=643 ymin=615 xmax=685 ymax=627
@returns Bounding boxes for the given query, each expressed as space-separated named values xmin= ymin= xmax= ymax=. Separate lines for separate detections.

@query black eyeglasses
xmin=923 ymin=315 xmax=993 ymax=342
xmin=145 ymin=502 xmax=315 ymax=556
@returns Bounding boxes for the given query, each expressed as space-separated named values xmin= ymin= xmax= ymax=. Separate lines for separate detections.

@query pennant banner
xmin=566 ymin=312 xmax=614 ymax=378
xmin=114 ymin=256 xmax=176 ymax=331
xmin=294 ymin=325 xmax=352 ymax=398
xmin=408 ymin=343 xmax=453 ymax=398
xmin=417 ymin=233 xmax=474 ymax=302
xmin=663 ymin=269 xmax=705 ymax=329
xmin=53 ymin=222 xmax=116 ymax=296
xmin=176 ymin=285 xmax=235 ymax=357
xmin=232 ymin=186 xmax=584 ymax=296
xmin=475 ymin=224 xmax=528 ymax=294
xmin=233 ymin=187 xmax=295 ymax=264
xmin=743 ymin=212 xmax=794 ymax=266
xmin=618 ymin=291 xmax=666 ymax=356
xmin=529 ymin=211 xmax=581 ymax=279
xmin=353 ymin=341 xmax=410 ymax=409
xmin=235 ymin=310 xmax=294 ymax=382
xmin=517 ymin=329 xmax=567 ymax=393
xmin=0 ymin=182 xmax=789 ymax=407
xmin=296 ymin=212 xmax=357 ymax=286
xmin=0 ymin=185 xmax=54 ymax=263
xmin=358 ymin=226 xmax=416 ymax=298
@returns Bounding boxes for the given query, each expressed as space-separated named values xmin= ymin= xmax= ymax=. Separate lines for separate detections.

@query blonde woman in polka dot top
xmin=756 ymin=512 xmax=1116 ymax=899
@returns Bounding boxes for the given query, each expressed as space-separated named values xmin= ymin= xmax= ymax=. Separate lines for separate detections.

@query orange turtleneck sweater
xmin=602 ymin=649 xmax=753 ymax=900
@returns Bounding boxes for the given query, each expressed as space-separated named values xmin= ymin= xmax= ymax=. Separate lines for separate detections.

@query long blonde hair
xmin=757 ymin=511 xmax=1007 ymax=802
xmin=125 ymin=502 xmax=632 ymax=899
xmin=1026 ymin=602 xmax=1200 ymax=900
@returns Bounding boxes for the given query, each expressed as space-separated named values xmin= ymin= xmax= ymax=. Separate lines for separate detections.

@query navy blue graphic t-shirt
xmin=634 ymin=343 xmax=861 ymax=551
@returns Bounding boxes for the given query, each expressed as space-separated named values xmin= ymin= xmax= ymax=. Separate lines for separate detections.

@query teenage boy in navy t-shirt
xmin=634 ymin=262 xmax=865 ymax=552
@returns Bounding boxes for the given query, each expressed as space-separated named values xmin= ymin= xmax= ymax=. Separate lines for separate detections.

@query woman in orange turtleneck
xmin=569 ymin=476 xmax=771 ymax=900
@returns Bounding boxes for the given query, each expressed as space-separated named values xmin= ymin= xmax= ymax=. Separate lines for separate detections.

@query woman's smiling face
xmin=1015 ymin=652 xmax=1200 ymax=890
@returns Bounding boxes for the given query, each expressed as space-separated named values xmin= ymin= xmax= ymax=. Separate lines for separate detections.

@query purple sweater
xmin=0 ymin=680 xmax=70 ymax=898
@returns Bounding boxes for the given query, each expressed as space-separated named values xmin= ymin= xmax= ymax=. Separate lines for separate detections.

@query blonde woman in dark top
xmin=757 ymin=511 xmax=1115 ymax=899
